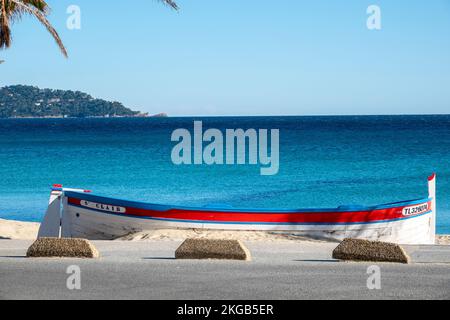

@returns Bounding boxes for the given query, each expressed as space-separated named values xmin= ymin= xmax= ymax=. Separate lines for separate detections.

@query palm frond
xmin=160 ymin=0 xmax=178 ymax=11
xmin=1 ymin=0 xmax=178 ymax=58
xmin=10 ymin=0 xmax=67 ymax=57
xmin=22 ymin=0 xmax=49 ymax=13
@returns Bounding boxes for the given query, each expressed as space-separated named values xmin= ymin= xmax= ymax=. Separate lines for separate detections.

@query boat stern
xmin=37 ymin=185 xmax=63 ymax=238
xmin=428 ymin=173 xmax=437 ymax=244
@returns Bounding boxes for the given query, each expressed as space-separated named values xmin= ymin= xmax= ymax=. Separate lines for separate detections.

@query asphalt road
xmin=0 ymin=240 xmax=449 ymax=300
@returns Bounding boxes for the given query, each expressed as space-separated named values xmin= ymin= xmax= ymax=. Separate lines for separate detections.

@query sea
xmin=0 ymin=115 xmax=449 ymax=234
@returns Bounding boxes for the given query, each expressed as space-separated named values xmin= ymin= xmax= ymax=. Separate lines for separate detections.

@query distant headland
xmin=0 ymin=85 xmax=165 ymax=118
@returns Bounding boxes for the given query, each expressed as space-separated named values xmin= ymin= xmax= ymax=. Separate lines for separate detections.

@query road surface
xmin=0 ymin=240 xmax=449 ymax=300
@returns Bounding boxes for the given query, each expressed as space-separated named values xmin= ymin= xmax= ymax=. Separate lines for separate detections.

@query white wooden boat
xmin=38 ymin=174 xmax=437 ymax=244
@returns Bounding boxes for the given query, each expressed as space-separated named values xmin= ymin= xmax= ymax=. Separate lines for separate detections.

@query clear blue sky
xmin=1 ymin=0 xmax=450 ymax=116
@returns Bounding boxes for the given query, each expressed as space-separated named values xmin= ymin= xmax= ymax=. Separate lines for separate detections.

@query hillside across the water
xmin=0 ymin=85 xmax=147 ymax=118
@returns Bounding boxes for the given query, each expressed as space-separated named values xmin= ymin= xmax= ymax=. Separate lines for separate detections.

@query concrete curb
xmin=175 ymin=238 xmax=251 ymax=261
xmin=332 ymin=238 xmax=410 ymax=264
xmin=27 ymin=237 xmax=99 ymax=258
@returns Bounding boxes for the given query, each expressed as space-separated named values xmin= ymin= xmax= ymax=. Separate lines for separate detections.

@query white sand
xmin=0 ymin=218 xmax=449 ymax=244
xmin=437 ymin=235 xmax=450 ymax=245
xmin=117 ymin=229 xmax=333 ymax=242
xmin=118 ymin=229 xmax=450 ymax=244
xmin=0 ymin=219 xmax=40 ymax=240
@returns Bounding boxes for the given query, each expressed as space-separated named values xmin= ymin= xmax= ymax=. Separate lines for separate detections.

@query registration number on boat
xmin=402 ymin=203 xmax=429 ymax=216
xmin=80 ymin=200 xmax=126 ymax=213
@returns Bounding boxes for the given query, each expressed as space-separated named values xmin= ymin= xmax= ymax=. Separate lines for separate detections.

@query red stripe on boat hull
xmin=67 ymin=197 xmax=432 ymax=224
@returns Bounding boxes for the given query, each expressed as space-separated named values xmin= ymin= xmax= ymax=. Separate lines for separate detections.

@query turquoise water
xmin=0 ymin=115 xmax=449 ymax=234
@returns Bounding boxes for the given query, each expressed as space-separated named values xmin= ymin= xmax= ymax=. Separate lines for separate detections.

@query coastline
xmin=1 ymin=113 xmax=163 ymax=119
xmin=1 ymin=218 xmax=449 ymax=244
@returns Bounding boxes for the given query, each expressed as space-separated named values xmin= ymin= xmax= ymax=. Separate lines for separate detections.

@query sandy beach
xmin=0 ymin=219 xmax=40 ymax=240
xmin=1 ymin=218 xmax=449 ymax=244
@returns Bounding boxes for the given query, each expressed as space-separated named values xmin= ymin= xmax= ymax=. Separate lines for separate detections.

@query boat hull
xmin=64 ymin=202 xmax=434 ymax=244
xmin=38 ymin=174 xmax=437 ymax=245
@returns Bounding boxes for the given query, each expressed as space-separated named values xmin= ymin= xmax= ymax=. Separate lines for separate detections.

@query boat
xmin=38 ymin=174 xmax=437 ymax=244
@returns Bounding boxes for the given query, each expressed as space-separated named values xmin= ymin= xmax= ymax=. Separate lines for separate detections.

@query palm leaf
xmin=160 ymin=0 xmax=178 ymax=10
xmin=1 ymin=0 xmax=179 ymax=58
xmin=10 ymin=0 xmax=67 ymax=57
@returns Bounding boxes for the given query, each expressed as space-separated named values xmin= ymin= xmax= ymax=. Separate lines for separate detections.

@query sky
xmin=1 ymin=0 xmax=450 ymax=116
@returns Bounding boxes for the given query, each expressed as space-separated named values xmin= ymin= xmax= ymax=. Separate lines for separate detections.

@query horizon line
xmin=2 ymin=113 xmax=450 ymax=119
